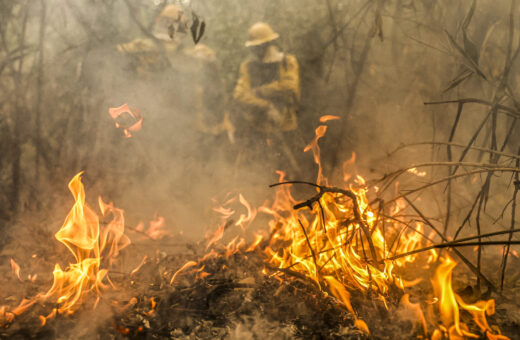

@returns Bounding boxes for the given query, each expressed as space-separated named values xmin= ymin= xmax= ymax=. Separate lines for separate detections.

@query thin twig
xmin=298 ymin=219 xmax=320 ymax=279
xmin=500 ymin=147 xmax=520 ymax=290
xmin=381 ymin=168 xmax=520 ymax=206
xmin=386 ymin=240 xmax=520 ymax=262
xmin=424 ymin=98 xmax=520 ymax=120
xmin=388 ymin=141 xmax=520 ymax=160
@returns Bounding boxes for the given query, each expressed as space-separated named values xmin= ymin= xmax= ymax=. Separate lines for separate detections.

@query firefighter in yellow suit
xmin=233 ymin=22 xmax=301 ymax=174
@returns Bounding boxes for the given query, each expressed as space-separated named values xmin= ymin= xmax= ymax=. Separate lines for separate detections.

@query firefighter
xmin=116 ymin=4 xmax=189 ymax=78
xmin=233 ymin=22 xmax=301 ymax=175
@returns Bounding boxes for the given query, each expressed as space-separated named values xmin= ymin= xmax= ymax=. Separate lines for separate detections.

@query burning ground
xmin=3 ymin=1 xmax=520 ymax=339
xmin=0 ymin=123 xmax=519 ymax=340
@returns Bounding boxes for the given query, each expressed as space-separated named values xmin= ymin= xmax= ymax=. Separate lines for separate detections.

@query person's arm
xmin=256 ymin=55 xmax=300 ymax=102
xmin=233 ymin=61 xmax=272 ymax=110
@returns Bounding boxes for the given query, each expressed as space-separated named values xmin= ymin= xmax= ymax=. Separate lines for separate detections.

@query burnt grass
xmin=1 ymin=246 xmax=518 ymax=340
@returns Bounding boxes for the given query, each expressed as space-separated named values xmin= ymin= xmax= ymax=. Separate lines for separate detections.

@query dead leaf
xmin=190 ymin=12 xmax=205 ymax=44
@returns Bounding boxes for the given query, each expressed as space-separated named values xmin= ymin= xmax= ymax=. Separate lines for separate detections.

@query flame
xmin=304 ymin=125 xmax=328 ymax=185
xmin=394 ymin=222 xmax=426 ymax=267
xmin=206 ymin=223 xmax=226 ymax=249
xmin=432 ymin=255 xmax=509 ymax=339
xmin=235 ymin=194 xmax=257 ymax=230
xmin=140 ymin=214 xmax=168 ymax=240
xmin=256 ymin=123 xmax=508 ymax=338
xmin=245 ymin=234 xmax=264 ymax=252
xmin=39 ymin=172 xmax=130 ymax=319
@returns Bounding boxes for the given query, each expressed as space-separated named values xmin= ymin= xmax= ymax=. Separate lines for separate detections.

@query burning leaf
xmin=108 ymin=103 xmax=143 ymax=138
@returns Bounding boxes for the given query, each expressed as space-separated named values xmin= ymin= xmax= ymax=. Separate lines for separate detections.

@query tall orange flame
xmin=40 ymin=172 xmax=129 ymax=318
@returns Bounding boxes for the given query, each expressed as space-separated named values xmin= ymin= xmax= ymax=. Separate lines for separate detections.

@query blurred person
xmin=116 ymin=4 xmax=230 ymax=155
xmin=233 ymin=22 xmax=302 ymax=177
xmin=116 ymin=4 xmax=188 ymax=78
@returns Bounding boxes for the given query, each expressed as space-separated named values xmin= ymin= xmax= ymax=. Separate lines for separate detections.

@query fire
xmin=135 ymin=214 xmax=169 ymax=240
xmin=256 ymin=121 xmax=508 ymax=338
xmin=39 ymin=172 xmax=130 ymax=320
xmin=304 ymin=124 xmax=328 ymax=185
xmin=432 ymin=255 xmax=508 ymax=340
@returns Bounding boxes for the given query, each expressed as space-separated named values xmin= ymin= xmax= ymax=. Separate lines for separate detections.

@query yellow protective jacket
xmin=233 ymin=53 xmax=300 ymax=132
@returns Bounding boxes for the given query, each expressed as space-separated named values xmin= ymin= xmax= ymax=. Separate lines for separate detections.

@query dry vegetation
xmin=1 ymin=0 xmax=520 ymax=338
